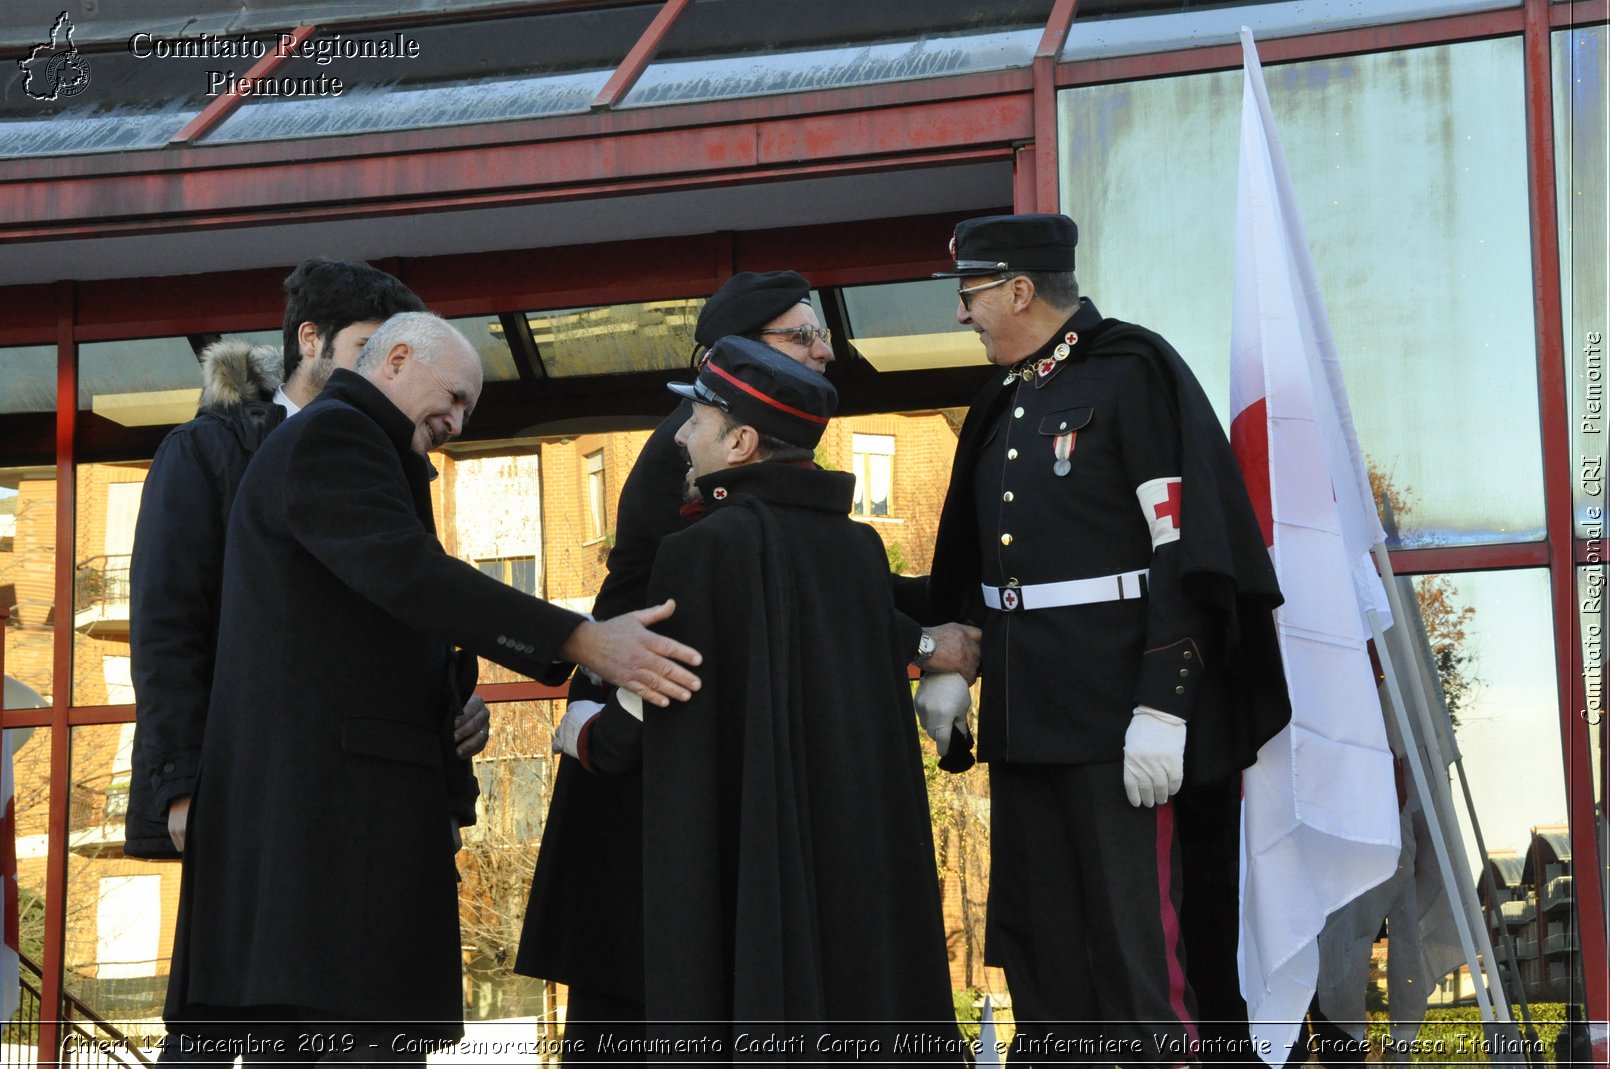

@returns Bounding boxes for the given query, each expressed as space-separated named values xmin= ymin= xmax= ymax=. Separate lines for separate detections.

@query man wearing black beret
xmin=516 ymin=271 xmax=980 ymax=1057
xmin=920 ymin=214 xmax=1293 ymax=1064
xmin=546 ymin=337 xmax=960 ymax=1056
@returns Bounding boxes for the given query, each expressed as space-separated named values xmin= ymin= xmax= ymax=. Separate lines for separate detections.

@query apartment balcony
xmin=73 ymin=554 xmax=131 ymax=638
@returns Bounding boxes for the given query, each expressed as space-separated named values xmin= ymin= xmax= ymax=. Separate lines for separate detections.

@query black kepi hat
xmin=668 ymin=335 xmax=835 ymax=449
xmin=694 ymin=270 xmax=812 ymax=348
xmin=932 ymin=213 xmax=1078 ymax=278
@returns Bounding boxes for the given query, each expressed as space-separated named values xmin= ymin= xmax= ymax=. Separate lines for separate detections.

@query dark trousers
xmin=987 ymin=761 xmax=1198 ymax=1068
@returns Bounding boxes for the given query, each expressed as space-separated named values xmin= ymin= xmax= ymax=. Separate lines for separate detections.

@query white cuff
xmin=1133 ymin=704 xmax=1186 ymax=727
xmin=552 ymin=699 xmax=603 ymax=758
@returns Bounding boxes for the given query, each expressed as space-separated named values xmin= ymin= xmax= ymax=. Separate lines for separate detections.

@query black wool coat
xmin=583 ymin=463 xmax=960 ymax=1058
xmin=515 ymin=399 xmax=693 ymax=1001
xmin=127 ymin=341 xmax=285 ymax=859
xmin=166 ymin=369 xmax=585 ymax=1032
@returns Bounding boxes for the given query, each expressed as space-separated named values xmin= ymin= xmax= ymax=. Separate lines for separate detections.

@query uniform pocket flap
xmin=1038 ymin=407 xmax=1092 ymax=435
xmin=341 ymin=717 xmax=442 ymax=767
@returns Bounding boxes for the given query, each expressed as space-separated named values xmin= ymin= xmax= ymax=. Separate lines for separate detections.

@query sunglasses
xmin=957 ymin=276 xmax=1015 ymax=311
xmin=755 ymin=324 xmax=832 ymax=348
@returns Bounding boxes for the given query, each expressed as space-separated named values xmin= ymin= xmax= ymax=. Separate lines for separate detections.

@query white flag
xmin=1229 ymin=27 xmax=1402 ymax=1064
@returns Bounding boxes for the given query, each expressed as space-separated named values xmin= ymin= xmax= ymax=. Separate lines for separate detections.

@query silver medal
xmin=1053 ymin=458 xmax=1071 ymax=477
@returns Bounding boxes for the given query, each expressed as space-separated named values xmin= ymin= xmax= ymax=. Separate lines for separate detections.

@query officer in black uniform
xmin=923 ymin=214 xmax=1290 ymax=1066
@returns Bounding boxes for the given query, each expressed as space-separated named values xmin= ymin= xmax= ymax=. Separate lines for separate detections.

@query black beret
xmin=668 ymin=335 xmax=835 ymax=449
xmin=932 ymin=213 xmax=1078 ymax=277
xmin=694 ymin=271 xmax=812 ymax=347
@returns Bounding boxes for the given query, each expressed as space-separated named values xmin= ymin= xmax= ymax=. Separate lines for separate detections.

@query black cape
xmin=929 ymin=310 xmax=1291 ymax=786
xmin=613 ymin=462 xmax=961 ymax=1060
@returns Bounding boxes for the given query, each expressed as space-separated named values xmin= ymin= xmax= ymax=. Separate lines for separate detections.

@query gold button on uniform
xmin=1003 ymin=491 xmax=1014 ymax=503
xmin=1175 ymin=685 xmax=1186 ymax=695
xmin=1180 ymin=668 xmax=1190 ymax=677
xmin=1014 ymin=407 xmax=1025 ymax=418
xmin=1001 ymin=533 xmax=1013 ymax=546
xmin=1008 ymin=449 xmax=1019 ymax=460
xmin=1183 ymin=650 xmax=1193 ymax=659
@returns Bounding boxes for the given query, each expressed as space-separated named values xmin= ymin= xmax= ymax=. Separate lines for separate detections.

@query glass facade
xmin=1558 ymin=25 xmax=1610 ymax=539
xmin=1059 ymin=37 xmax=1545 ymax=548
xmin=623 ymin=0 xmax=1054 ymax=107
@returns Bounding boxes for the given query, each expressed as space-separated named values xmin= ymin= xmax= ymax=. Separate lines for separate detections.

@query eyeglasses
xmin=957 ymin=276 xmax=1014 ymax=311
xmin=755 ymin=324 xmax=832 ymax=348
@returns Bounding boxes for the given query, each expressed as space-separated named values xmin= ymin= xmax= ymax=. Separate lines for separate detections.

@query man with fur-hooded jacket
xmin=125 ymin=337 xmax=291 ymax=859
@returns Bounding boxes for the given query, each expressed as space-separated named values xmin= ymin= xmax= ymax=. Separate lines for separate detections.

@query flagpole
xmin=1371 ymin=544 xmax=1538 ymax=1064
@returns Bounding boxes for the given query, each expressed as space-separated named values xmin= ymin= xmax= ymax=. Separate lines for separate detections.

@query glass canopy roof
xmin=0 ymin=0 xmax=1526 ymax=158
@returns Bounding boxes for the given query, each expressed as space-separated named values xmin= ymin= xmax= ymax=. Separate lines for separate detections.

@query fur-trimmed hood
xmin=200 ymin=338 xmax=283 ymax=408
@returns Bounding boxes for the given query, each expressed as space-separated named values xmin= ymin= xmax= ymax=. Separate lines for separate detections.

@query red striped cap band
xmin=704 ymin=361 xmax=829 ymax=425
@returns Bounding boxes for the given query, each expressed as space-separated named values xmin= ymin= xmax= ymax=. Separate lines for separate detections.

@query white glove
xmin=914 ymin=672 xmax=972 ymax=755
xmin=1121 ymin=705 xmax=1187 ymax=808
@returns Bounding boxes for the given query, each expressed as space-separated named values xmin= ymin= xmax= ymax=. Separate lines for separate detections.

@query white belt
xmin=981 ymin=569 xmax=1149 ymax=612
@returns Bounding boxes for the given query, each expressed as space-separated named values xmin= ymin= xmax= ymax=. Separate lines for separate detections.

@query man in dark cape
xmin=518 ymin=273 xmax=978 ymax=1054
xmin=921 ymin=215 xmax=1291 ymax=1065
xmin=553 ymin=337 xmax=962 ymax=1063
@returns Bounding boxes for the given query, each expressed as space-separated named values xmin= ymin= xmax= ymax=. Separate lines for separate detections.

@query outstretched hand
xmin=561 ymin=599 xmax=703 ymax=708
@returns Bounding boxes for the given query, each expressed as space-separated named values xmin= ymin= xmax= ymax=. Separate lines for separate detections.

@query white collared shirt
xmin=272 ymin=385 xmax=301 ymax=418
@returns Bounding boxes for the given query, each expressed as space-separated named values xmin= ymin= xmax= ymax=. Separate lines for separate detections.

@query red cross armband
xmin=1135 ymin=476 xmax=1183 ymax=548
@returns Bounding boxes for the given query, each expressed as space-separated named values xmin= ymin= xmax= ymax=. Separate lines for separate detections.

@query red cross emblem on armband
xmin=1135 ymin=477 xmax=1183 ymax=548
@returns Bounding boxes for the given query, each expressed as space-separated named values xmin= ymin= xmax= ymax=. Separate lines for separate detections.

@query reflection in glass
xmin=0 ymin=347 xmax=56 ymax=416
xmin=448 ymin=316 xmax=521 ymax=384
xmin=10 ymin=726 xmax=48 ymax=976
xmin=622 ymin=0 xmax=1052 ymax=107
xmin=1062 ymin=0 xmax=1513 ymax=61
xmin=1579 ymin=566 xmax=1606 ymax=814
xmin=203 ymin=8 xmax=657 ymax=142
xmin=78 ymin=338 xmax=204 ymax=429
xmin=528 ymin=299 xmax=704 ymax=378
xmin=842 ymin=279 xmax=984 ymax=371
xmin=1556 ymin=26 xmax=1609 ymax=539
xmin=1425 ymin=570 xmax=1566 ymax=864
xmin=3 ymin=464 xmax=57 ymax=711
xmin=72 ymin=464 xmax=148 ymax=708
xmin=63 ymin=723 xmax=176 ymax=1023
xmin=1059 ymin=38 xmax=1544 ymax=548
xmin=459 ymin=701 xmax=558 ymax=1021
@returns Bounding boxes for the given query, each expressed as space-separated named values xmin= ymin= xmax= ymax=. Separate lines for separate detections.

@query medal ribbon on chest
xmin=1052 ymin=430 xmax=1074 ymax=476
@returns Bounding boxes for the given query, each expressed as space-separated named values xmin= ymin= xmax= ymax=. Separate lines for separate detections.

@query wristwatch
xmin=914 ymin=629 xmax=937 ymax=668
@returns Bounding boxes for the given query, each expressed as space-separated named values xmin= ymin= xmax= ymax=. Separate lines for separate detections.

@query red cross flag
xmin=1228 ymin=27 xmax=1402 ymax=1064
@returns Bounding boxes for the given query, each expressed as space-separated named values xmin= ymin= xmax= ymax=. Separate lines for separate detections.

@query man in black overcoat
xmin=553 ymin=336 xmax=961 ymax=1062
xmin=921 ymin=215 xmax=1292 ymax=1065
xmin=517 ymin=272 xmax=979 ymax=1054
xmin=165 ymin=312 xmax=703 ymax=1063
